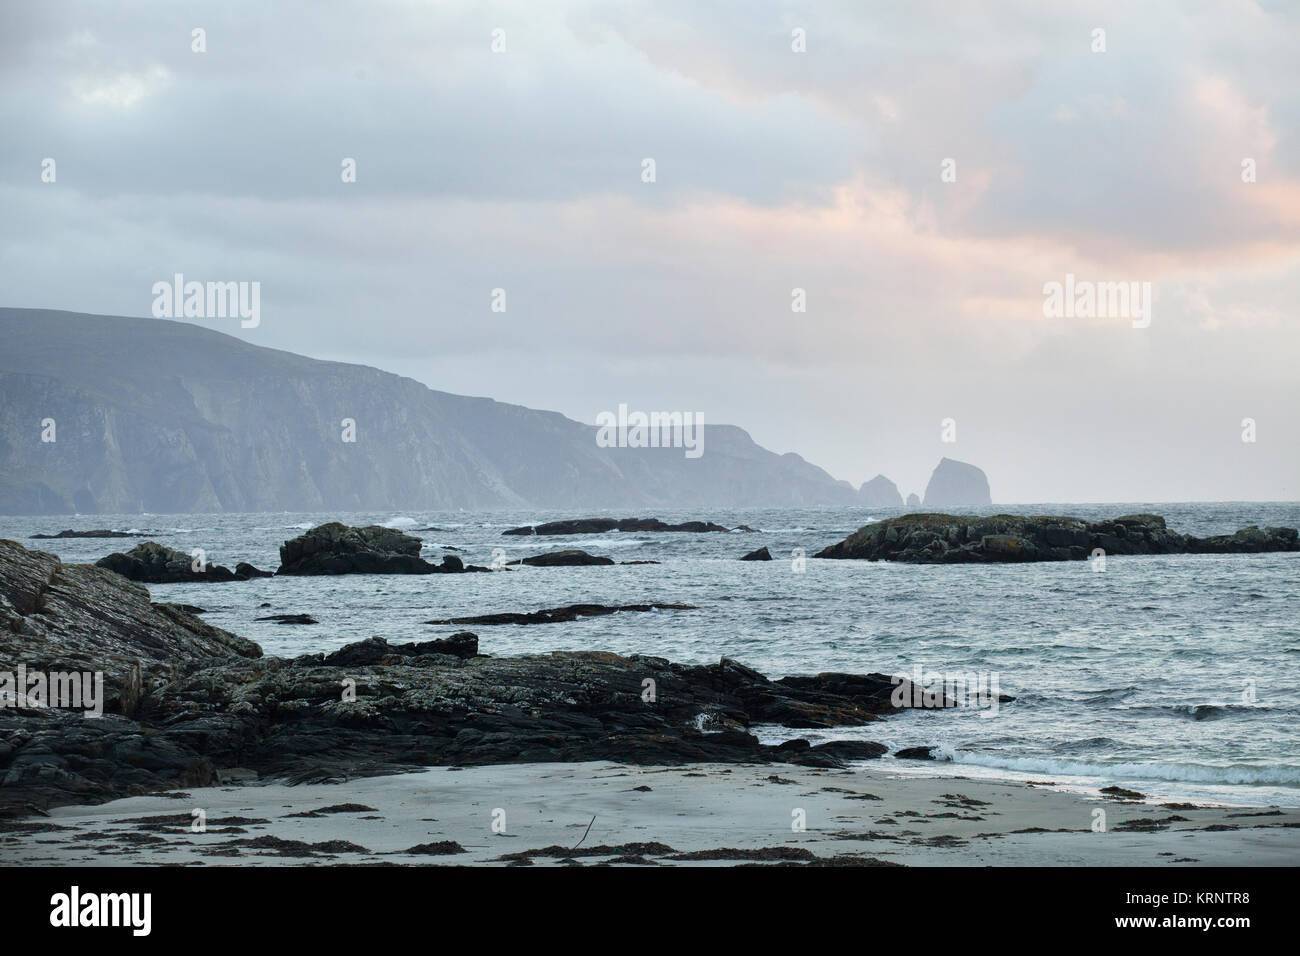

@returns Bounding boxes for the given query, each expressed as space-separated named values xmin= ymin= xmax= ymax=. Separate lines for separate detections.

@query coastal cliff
xmin=0 ymin=308 xmax=858 ymax=513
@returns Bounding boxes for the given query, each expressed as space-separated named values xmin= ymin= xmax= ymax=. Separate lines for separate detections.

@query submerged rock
xmin=815 ymin=513 xmax=1300 ymax=563
xmin=504 ymin=517 xmax=731 ymax=536
xmin=508 ymin=549 xmax=615 ymax=567
xmin=895 ymin=746 xmax=940 ymax=760
xmin=31 ymin=529 xmax=145 ymax=539
xmin=426 ymin=603 xmax=696 ymax=626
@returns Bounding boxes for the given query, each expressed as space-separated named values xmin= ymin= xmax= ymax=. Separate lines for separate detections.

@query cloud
xmin=0 ymin=0 xmax=1297 ymax=500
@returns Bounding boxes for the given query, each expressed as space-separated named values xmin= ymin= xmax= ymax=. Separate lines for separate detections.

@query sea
xmin=8 ymin=502 xmax=1299 ymax=807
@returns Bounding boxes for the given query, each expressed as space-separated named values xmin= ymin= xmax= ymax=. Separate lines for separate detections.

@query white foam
xmin=945 ymin=749 xmax=1300 ymax=787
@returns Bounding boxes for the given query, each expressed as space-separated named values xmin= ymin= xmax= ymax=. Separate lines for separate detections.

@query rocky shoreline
xmin=2 ymin=538 xmax=935 ymax=817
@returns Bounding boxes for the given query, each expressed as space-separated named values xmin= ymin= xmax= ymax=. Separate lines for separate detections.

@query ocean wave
xmin=380 ymin=516 xmax=419 ymax=529
xmin=537 ymin=537 xmax=648 ymax=550
xmin=942 ymin=750 xmax=1300 ymax=787
xmin=1111 ymin=703 xmax=1273 ymax=721
xmin=1052 ymin=736 xmax=1120 ymax=752
xmin=1077 ymin=686 xmax=1139 ymax=705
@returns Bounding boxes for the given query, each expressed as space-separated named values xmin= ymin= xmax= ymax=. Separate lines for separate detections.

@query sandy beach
xmin=6 ymin=761 xmax=1298 ymax=867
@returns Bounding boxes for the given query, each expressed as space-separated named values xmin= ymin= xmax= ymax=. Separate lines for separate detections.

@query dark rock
xmin=276 ymin=523 xmax=488 ymax=575
xmin=277 ymin=523 xmax=430 ymax=575
xmin=504 ymin=517 xmax=731 ymax=536
xmin=425 ymin=603 xmax=696 ymax=626
xmin=1 ymin=539 xmax=259 ymax=715
xmin=735 ymin=525 xmax=760 ymax=533
xmin=895 ymin=746 xmax=939 ymax=760
xmin=815 ymin=512 xmax=1299 ymax=563
xmin=31 ymin=529 xmax=145 ymax=539
xmin=809 ymin=740 xmax=889 ymax=761
xmin=315 ymin=633 xmax=481 ymax=667
xmin=0 ymin=539 xmax=261 ymax=811
xmin=255 ymin=613 xmax=318 ymax=625
xmin=922 ymin=458 xmax=992 ymax=508
xmin=399 ymin=841 xmax=466 ymax=855
xmin=739 ymin=547 xmax=772 ymax=561
xmin=1188 ymin=525 xmax=1300 ymax=554
xmin=96 ymin=542 xmax=240 ymax=583
xmin=234 ymin=562 xmax=273 ymax=579
xmin=1100 ymin=785 xmax=1145 ymax=800
xmin=508 ymin=549 xmax=615 ymax=567
xmin=773 ymin=737 xmax=889 ymax=769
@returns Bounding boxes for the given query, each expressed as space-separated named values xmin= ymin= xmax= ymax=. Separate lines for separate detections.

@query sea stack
xmin=922 ymin=458 xmax=992 ymax=508
xmin=857 ymin=475 xmax=903 ymax=508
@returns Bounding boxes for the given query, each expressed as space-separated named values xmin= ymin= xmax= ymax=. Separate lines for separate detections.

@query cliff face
xmin=922 ymin=457 xmax=992 ymax=508
xmin=0 ymin=309 xmax=858 ymax=514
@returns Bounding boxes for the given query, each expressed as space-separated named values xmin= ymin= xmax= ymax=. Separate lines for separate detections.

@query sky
xmin=2 ymin=0 xmax=1297 ymax=502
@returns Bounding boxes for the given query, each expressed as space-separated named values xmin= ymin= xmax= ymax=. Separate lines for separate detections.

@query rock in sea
xmin=815 ymin=513 xmax=1300 ymax=563
xmin=276 ymin=522 xmax=485 ymax=574
xmin=921 ymin=457 xmax=992 ymax=508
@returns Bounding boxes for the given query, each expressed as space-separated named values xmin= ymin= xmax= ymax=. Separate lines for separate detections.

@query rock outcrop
xmin=815 ymin=513 xmax=1300 ymax=563
xmin=906 ymin=493 xmax=921 ymax=508
xmin=504 ymin=517 xmax=731 ymax=535
xmin=922 ymin=458 xmax=992 ymax=508
xmin=1 ymin=539 xmax=260 ymax=719
xmin=508 ymin=549 xmax=615 ymax=567
xmin=276 ymin=523 xmax=483 ymax=575
xmin=740 ymin=547 xmax=773 ymax=561
xmin=96 ymin=542 xmax=242 ymax=583
xmin=857 ymin=475 xmax=904 ymax=508
xmin=318 ymin=633 xmax=480 ymax=665
xmin=95 ymin=542 xmax=275 ymax=583
xmin=1 ymin=539 xmax=938 ymax=815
